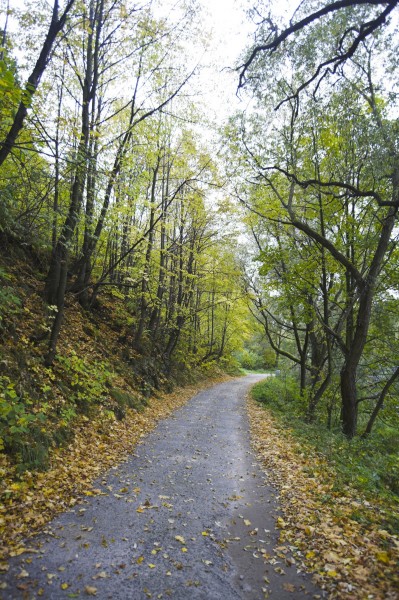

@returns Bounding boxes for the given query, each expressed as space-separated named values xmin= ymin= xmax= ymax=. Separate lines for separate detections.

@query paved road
xmin=1 ymin=375 xmax=321 ymax=599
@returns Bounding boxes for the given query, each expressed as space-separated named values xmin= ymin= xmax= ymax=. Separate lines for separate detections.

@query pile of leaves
xmin=247 ymin=398 xmax=399 ymax=599
xmin=0 ymin=377 xmax=227 ymax=562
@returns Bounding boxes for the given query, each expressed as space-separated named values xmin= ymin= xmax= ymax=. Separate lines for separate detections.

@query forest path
xmin=1 ymin=376 xmax=321 ymax=599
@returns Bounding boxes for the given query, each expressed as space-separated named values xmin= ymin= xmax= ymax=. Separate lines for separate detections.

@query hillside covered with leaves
xmin=0 ymin=237 xmax=236 ymax=558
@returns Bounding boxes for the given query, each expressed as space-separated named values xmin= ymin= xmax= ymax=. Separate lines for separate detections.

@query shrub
xmin=0 ymin=267 xmax=22 ymax=331
xmin=0 ymin=376 xmax=49 ymax=470
xmin=56 ymin=351 xmax=112 ymax=413
xmin=109 ymin=388 xmax=146 ymax=414
xmin=252 ymin=373 xmax=303 ymax=414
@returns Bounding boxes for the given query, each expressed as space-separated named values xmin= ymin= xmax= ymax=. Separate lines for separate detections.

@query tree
xmin=239 ymin=0 xmax=398 ymax=97
xmin=232 ymin=2 xmax=399 ymax=436
xmin=0 ymin=0 xmax=75 ymax=167
xmin=43 ymin=0 xmax=198 ymax=363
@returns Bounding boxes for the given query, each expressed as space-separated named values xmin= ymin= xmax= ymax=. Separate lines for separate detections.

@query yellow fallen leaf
xmin=276 ymin=517 xmax=286 ymax=528
xmin=306 ymin=551 xmax=315 ymax=559
xmin=376 ymin=551 xmax=390 ymax=564
xmin=136 ymin=556 xmax=144 ymax=564
xmin=175 ymin=535 xmax=185 ymax=544
xmin=324 ymin=551 xmax=340 ymax=563
xmin=17 ymin=569 xmax=29 ymax=578
xmin=201 ymin=531 xmax=209 ymax=536
xmin=244 ymin=519 xmax=251 ymax=526
xmin=181 ymin=547 xmax=188 ymax=552
xmin=61 ymin=583 xmax=69 ymax=590
xmin=84 ymin=586 xmax=97 ymax=596
xmin=97 ymin=571 xmax=107 ymax=578
xmin=304 ymin=525 xmax=314 ymax=536
xmin=10 ymin=547 xmax=35 ymax=557
xmin=148 ymin=563 xmax=156 ymax=568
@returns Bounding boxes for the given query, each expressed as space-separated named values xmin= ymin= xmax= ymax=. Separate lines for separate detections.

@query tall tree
xmin=0 ymin=0 xmax=75 ymax=167
xmin=231 ymin=1 xmax=399 ymax=436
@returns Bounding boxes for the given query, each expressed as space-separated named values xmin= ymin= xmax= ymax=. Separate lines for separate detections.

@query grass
xmin=252 ymin=376 xmax=399 ymax=534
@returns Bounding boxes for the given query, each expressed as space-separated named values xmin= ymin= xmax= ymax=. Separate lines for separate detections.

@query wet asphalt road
xmin=1 ymin=375 xmax=320 ymax=599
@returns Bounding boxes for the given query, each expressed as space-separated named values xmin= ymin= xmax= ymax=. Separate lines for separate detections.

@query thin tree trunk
xmin=363 ymin=366 xmax=399 ymax=435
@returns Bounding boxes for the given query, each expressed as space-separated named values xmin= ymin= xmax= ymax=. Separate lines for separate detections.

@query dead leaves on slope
xmin=247 ymin=399 xmax=399 ymax=600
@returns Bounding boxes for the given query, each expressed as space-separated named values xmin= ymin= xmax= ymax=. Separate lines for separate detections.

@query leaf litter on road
xmin=0 ymin=377 xmax=229 ymax=562
xmin=247 ymin=397 xmax=399 ymax=599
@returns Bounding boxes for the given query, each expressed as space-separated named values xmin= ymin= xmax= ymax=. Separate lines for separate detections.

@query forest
xmin=0 ymin=0 xmax=398 ymax=585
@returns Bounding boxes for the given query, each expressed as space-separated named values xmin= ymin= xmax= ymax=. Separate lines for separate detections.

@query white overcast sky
xmin=190 ymin=0 xmax=255 ymax=125
xmin=189 ymin=0 xmax=298 ymax=125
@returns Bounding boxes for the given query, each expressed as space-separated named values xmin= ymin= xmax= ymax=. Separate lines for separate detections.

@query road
xmin=1 ymin=375 xmax=321 ymax=599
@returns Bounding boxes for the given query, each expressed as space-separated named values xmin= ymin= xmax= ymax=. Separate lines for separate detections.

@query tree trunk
xmin=0 ymin=0 xmax=75 ymax=167
xmin=340 ymin=363 xmax=358 ymax=438
xmin=363 ymin=365 xmax=399 ymax=435
xmin=44 ymin=0 xmax=100 ymax=362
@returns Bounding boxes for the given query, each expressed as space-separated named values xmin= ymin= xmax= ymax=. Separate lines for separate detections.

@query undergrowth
xmin=252 ymin=375 xmax=399 ymax=534
xmin=0 ymin=248 xmax=227 ymax=476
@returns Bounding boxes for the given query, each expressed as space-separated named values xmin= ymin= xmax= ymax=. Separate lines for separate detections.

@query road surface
xmin=1 ymin=375 xmax=321 ymax=599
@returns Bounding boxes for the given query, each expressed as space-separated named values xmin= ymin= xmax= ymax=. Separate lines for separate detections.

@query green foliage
xmin=109 ymin=387 xmax=146 ymax=417
xmin=56 ymin=351 xmax=112 ymax=413
xmin=252 ymin=377 xmax=399 ymax=530
xmin=236 ymin=349 xmax=263 ymax=370
xmin=0 ymin=267 xmax=22 ymax=330
xmin=0 ymin=376 xmax=48 ymax=470
xmin=252 ymin=374 xmax=303 ymax=413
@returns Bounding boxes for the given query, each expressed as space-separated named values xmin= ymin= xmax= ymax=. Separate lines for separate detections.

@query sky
xmin=189 ymin=0 xmax=298 ymax=126
xmin=189 ymin=0 xmax=255 ymax=126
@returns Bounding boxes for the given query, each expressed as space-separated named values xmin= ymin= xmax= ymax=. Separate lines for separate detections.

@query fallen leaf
xmin=376 ymin=551 xmax=390 ymax=564
xmin=17 ymin=569 xmax=29 ymax=578
xmin=84 ymin=586 xmax=98 ymax=595
xmin=175 ymin=535 xmax=185 ymax=544
xmin=276 ymin=517 xmax=286 ymax=529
